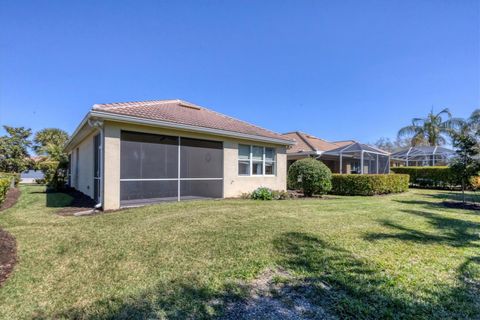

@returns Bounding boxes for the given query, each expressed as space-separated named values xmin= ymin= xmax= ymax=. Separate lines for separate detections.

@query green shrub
xmin=288 ymin=158 xmax=332 ymax=196
xmin=0 ymin=177 xmax=10 ymax=205
xmin=37 ymin=160 xmax=67 ymax=190
xmin=331 ymin=174 xmax=409 ymax=196
xmin=0 ymin=172 xmax=20 ymax=187
xmin=390 ymin=166 xmax=460 ymax=189
xmin=251 ymin=187 xmax=273 ymax=200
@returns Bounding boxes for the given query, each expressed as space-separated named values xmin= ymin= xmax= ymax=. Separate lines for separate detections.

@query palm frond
xmin=436 ymin=108 xmax=452 ymax=119
xmin=398 ymin=125 xmax=420 ymax=139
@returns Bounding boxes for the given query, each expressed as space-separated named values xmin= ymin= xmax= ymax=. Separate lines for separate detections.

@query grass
xmin=0 ymin=185 xmax=479 ymax=319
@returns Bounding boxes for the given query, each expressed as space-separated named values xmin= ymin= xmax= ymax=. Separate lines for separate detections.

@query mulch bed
xmin=56 ymin=188 xmax=97 ymax=216
xmin=443 ymin=201 xmax=480 ymax=211
xmin=0 ymin=228 xmax=16 ymax=286
xmin=0 ymin=187 xmax=20 ymax=286
xmin=0 ymin=188 xmax=21 ymax=212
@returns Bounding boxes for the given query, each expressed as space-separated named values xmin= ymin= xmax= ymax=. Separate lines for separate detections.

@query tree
xmin=373 ymin=137 xmax=410 ymax=152
xmin=0 ymin=126 xmax=32 ymax=173
xmin=397 ymin=108 xmax=464 ymax=146
xmin=33 ymin=128 xmax=69 ymax=162
xmin=450 ymin=132 xmax=480 ymax=204
xmin=456 ymin=109 xmax=480 ymax=138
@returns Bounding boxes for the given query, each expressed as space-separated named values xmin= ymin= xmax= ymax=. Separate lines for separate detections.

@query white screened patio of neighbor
xmin=320 ymin=142 xmax=391 ymax=174
xmin=390 ymin=146 xmax=455 ymax=167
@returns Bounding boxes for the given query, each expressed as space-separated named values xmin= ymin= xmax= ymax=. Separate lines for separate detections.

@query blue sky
xmin=0 ymin=0 xmax=478 ymax=144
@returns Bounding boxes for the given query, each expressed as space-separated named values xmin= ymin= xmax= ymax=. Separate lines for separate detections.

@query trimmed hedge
xmin=331 ymin=174 xmax=409 ymax=196
xmin=0 ymin=173 xmax=20 ymax=187
xmin=390 ymin=166 xmax=459 ymax=189
xmin=0 ymin=177 xmax=10 ymax=205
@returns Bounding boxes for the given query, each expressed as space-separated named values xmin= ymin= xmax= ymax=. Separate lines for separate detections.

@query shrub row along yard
xmin=391 ymin=166 xmax=460 ymax=189
xmin=331 ymin=174 xmax=409 ymax=196
xmin=0 ymin=173 xmax=19 ymax=206
xmin=0 ymin=185 xmax=478 ymax=319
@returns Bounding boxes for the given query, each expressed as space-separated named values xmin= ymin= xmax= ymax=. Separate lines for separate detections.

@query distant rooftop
xmin=281 ymin=131 xmax=356 ymax=154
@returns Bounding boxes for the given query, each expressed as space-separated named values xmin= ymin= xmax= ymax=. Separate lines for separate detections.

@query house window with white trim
xmin=238 ymin=145 xmax=276 ymax=176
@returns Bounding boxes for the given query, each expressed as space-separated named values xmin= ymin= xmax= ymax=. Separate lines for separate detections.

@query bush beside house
xmin=390 ymin=166 xmax=459 ymax=189
xmin=0 ymin=176 xmax=13 ymax=205
xmin=0 ymin=173 xmax=20 ymax=188
xmin=331 ymin=174 xmax=409 ymax=196
xmin=36 ymin=160 xmax=68 ymax=190
xmin=288 ymin=158 xmax=332 ymax=196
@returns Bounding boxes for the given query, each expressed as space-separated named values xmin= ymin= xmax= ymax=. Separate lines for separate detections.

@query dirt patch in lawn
xmin=0 ymin=188 xmax=21 ymax=212
xmin=0 ymin=228 xmax=16 ymax=286
xmin=56 ymin=189 xmax=97 ymax=216
xmin=219 ymin=268 xmax=335 ymax=320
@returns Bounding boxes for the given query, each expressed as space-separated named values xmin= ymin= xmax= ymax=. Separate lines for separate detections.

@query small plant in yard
xmin=288 ymin=158 xmax=332 ymax=197
xmin=251 ymin=187 xmax=273 ymax=200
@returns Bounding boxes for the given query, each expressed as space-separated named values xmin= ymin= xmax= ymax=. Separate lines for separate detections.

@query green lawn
xmin=0 ymin=185 xmax=479 ymax=319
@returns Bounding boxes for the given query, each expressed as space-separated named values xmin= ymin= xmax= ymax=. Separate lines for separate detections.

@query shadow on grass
xmin=364 ymin=210 xmax=480 ymax=248
xmin=273 ymin=232 xmax=480 ymax=319
xmin=425 ymin=191 xmax=480 ymax=203
xmin=33 ymin=277 xmax=245 ymax=320
xmin=30 ymin=188 xmax=95 ymax=209
xmin=30 ymin=232 xmax=480 ymax=319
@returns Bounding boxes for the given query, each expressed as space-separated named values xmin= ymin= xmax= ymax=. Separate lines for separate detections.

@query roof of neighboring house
xmin=92 ymin=99 xmax=293 ymax=143
xmin=282 ymin=131 xmax=355 ymax=154
xmin=66 ymin=99 xmax=294 ymax=151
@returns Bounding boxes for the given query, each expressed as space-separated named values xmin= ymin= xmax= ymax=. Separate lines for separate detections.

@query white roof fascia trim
xmin=90 ymin=111 xmax=295 ymax=146
xmin=64 ymin=112 xmax=92 ymax=151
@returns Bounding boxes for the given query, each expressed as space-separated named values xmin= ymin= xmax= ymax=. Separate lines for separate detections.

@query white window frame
xmin=238 ymin=144 xmax=276 ymax=176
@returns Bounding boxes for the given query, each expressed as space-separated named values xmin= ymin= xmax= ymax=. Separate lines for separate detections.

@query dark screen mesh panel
xmin=180 ymin=180 xmax=223 ymax=199
xmin=120 ymin=180 xmax=178 ymax=201
xmin=121 ymin=131 xmax=178 ymax=179
xmin=180 ymin=138 xmax=223 ymax=178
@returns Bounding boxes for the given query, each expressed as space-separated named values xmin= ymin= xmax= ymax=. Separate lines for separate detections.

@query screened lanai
xmin=120 ymin=131 xmax=224 ymax=206
xmin=319 ymin=142 xmax=390 ymax=174
xmin=390 ymin=146 xmax=454 ymax=167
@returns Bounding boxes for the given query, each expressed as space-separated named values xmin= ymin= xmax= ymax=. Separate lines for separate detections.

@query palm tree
xmin=466 ymin=109 xmax=480 ymax=135
xmin=397 ymin=108 xmax=464 ymax=146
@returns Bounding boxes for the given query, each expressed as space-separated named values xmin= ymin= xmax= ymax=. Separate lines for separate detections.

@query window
xmin=238 ymin=145 xmax=276 ymax=176
xmin=265 ymin=147 xmax=276 ymax=175
xmin=238 ymin=144 xmax=251 ymax=175
xmin=252 ymin=146 xmax=263 ymax=175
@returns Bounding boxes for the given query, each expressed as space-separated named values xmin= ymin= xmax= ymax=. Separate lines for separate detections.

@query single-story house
xmin=64 ymin=99 xmax=294 ymax=210
xmin=282 ymin=131 xmax=390 ymax=174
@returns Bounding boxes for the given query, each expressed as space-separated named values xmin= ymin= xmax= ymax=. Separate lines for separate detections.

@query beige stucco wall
xmin=223 ymin=141 xmax=287 ymax=197
xmin=103 ymin=124 xmax=121 ymax=210
xmin=102 ymin=121 xmax=288 ymax=209
xmin=70 ymin=131 xmax=98 ymax=199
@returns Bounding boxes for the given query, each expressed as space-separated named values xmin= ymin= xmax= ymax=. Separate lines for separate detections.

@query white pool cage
xmin=321 ymin=142 xmax=390 ymax=174
xmin=390 ymin=146 xmax=454 ymax=167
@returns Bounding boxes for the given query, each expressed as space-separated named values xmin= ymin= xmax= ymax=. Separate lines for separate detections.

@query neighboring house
xmin=282 ymin=131 xmax=390 ymax=174
xmin=64 ymin=99 xmax=294 ymax=210
xmin=390 ymin=146 xmax=455 ymax=167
